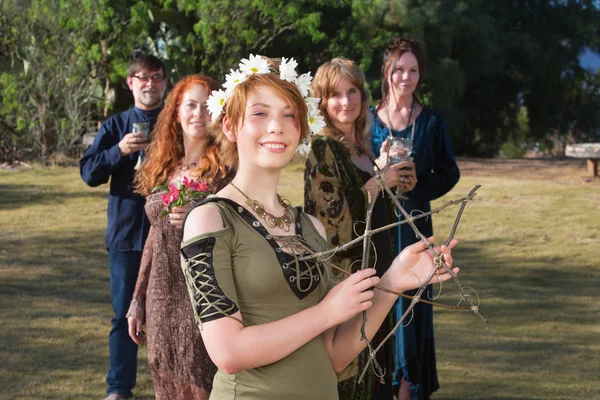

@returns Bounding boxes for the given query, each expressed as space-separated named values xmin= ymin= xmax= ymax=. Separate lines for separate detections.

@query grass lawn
xmin=1 ymin=158 xmax=598 ymax=399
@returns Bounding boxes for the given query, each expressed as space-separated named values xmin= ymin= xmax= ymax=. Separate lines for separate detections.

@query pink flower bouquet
xmin=154 ymin=176 xmax=209 ymax=217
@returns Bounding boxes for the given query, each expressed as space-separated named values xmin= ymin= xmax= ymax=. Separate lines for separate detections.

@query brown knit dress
xmin=128 ymin=192 xmax=217 ymax=399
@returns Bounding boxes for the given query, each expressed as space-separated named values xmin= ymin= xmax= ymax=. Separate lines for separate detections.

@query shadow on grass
xmin=432 ymin=239 xmax=599 ymax=399
xmin=0 ymin=183 xmax=108 ymax=210
xmin=2 ymin=323 xmax=153 ymax=399
xmin=2 ymin=212 xmax=598 ymax=399
xmin=1 ymin=230 xmax=110 ymax=305
xmin=0 ymin=226 xmax=155 ymax=399
xmin=449 ymin=239 xmax=597 ymax=320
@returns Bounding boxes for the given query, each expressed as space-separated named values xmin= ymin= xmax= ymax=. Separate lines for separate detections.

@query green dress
xmin=180 ymin=197 xmax=338 ymax=400
xmin=304 ymin=135 xmax=395 ymax=400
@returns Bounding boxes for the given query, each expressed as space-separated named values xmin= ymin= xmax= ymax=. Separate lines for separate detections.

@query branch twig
xmin=356 ymin=169 xmax=487 ymax=383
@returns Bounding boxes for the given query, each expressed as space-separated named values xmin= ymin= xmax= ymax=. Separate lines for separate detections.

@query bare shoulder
xmin=305 ymin=213 xmax=327 ymax=241
xmin=183 ymin=203 xmax=225 ymax=242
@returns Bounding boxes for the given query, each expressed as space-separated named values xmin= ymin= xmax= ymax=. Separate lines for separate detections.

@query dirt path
xmin=457 ymin=157 xmax=599 ymax=184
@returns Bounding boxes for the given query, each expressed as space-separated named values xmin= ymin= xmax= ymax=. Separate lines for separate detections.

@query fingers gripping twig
xmin=359 ymin=246 xmax=445 ymax=383
xmin=319 ymin=258 xmax=471 ymax=310
xmin=356 ymin=167 xmax=486 ymax=383
xmin=292 ymin=163 xmax=485 ymax=385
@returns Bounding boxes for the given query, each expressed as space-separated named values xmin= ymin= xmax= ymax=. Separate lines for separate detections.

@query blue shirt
xmin=80 ymin=106 xmax=162 ymax=252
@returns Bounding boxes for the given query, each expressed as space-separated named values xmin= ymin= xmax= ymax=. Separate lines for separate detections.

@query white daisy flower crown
xmin=207 ymin=54 xmax=326 ymax=154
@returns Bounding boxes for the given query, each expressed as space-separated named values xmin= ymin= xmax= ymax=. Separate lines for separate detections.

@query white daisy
xmin=207 ymin=89 xmax=227 ymax=123
xmin=308 ymin=108 xmax=326 ymax=134
xmin=223 ymin=69 xmax=247 ymax=94
xmin=239 ymin=54 xmax=270 ymax=75
xmin=305 ymin=97 xmax=320 ymax=114
xmin=279 ymin=57 xmax=298 ymax=82
xmin=295 ymin=72 xmax=312 ymax=97
xmin=296 ymin=141 xmax=311 ymax=155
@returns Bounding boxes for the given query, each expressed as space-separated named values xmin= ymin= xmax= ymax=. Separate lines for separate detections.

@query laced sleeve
xmin=180 ymin=226 xmax=241 ymax=330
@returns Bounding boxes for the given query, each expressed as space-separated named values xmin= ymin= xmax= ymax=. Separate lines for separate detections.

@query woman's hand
xmin=383 ymin=237 xmax=459 ymax=293
xmin=363 ymin=162 xmax=416 ymax=198
xmin=377 ymin=162 xmax=415 ymax=190
xmin=317 ymin=268 xmax=380 ymax=328
xmin=374 ymin=139 xmax=391 ymax=170
xmin=395 ymin=160 xmax=417 ymax=192
xmin=127 ymin=316 xmax=146 ymax=345
xmin=373 ymin=139 xmax=417 ymax=191
xmin=168 ymin=205 xmax=191 ymax=229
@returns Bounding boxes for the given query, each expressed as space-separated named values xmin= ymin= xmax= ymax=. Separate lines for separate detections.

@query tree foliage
xmin=0 ymin=0 xmax=599 ymax=160
xmin=0 ymin=0 xmax=150 ymax=160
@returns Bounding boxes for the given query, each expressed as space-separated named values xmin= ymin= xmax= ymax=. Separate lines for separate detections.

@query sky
xmin=580 ymin=48 xmax=600 ymax=72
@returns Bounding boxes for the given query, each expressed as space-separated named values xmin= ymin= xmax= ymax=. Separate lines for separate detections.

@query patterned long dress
xmin=304 ymin=135 xmax=394 ymax=400
xmin=127 ymin=190 xmax=218 ymax=399
xmin=370 ymin=106 xmax=460 ymax=400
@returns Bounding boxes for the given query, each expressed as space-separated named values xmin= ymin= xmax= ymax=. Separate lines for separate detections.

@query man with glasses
xmin=80 ymin=54 xmax=168 ymax=400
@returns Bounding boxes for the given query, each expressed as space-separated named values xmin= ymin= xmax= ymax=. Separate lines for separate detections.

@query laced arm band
xmin=181 ymin=232 xmax=242 ymax=330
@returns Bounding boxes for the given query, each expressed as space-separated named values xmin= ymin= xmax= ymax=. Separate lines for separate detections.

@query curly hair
xmin=310 ymin=57 xmax=371 ymax=155
xmin=135 ymin=75 xmax=228 ymax=196
xmin=378 ymin=37 xmax=426 ymax=111
xmin=211 ymin=71 xmax=310 ymax=170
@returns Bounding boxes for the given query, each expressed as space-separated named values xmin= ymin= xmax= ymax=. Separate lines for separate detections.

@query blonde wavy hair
xmin=310 ymin=57 xmax=371 ymax=155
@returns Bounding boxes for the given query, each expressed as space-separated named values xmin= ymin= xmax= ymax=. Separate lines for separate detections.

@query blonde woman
xmin=305 ymin=57 xmax=412 ymax=399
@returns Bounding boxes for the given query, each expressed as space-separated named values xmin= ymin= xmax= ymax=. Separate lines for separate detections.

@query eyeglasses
xmin=132 ymin=74 xmax=166 ymax=83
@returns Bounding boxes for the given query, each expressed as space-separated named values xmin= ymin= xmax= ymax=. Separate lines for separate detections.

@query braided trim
xmin=181 ymin=236 xmax=241 ymax=330
xmin=276 ymin=235 xmax=327 ymax=296
xmin=211 ymin=198 xmax=327 ymax=300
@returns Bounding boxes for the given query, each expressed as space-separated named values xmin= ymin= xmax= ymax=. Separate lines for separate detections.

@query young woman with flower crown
xmin=180 ymin=55 xmax=459 ymax=400
xmin=126 ymin=75 xmax=231 ymax=399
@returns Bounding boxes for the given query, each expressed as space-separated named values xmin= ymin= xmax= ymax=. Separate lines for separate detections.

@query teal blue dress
xmin=370 ymin=106 xmax=460 ymax=400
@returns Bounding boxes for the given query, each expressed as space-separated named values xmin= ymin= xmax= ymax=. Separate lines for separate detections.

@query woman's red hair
xmin=135 ymin=75 xmax=228 ymax=196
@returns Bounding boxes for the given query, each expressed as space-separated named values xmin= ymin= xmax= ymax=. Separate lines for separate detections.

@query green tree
xmin=2 ymin=0 xmax=598 ymax=160
xmin=372 ymin=0 xmax=599 ymax=155
xmin=149 ymin=0 xmax=355 ymax=79
xmin=0 ymin=0 xmax=151 ymax=160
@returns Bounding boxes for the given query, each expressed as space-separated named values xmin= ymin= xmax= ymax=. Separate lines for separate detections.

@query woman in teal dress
xmin=304 ymin=58 xmax=410 ymax=399
xmin=370 ymin=38 xmax=460 ymax=400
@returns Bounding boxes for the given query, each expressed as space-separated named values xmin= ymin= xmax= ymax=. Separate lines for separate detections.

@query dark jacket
xmin=80 ymin=106 xmax=161 ymax=251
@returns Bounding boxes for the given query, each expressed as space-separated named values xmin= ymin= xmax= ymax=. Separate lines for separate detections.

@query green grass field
xmin=1 ymin=159 xmax=599 ymax=400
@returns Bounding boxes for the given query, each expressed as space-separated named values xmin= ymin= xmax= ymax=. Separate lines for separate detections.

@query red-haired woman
xmin=179 ymin=55 xmax=459 ymax=400
xmin=126 ymin=75 xmax=231 ymax=399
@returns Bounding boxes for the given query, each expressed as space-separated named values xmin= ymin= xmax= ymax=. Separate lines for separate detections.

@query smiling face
xmin=177 ymin=84 xmax=211 ymax=145
xmin=126 ymin=68 xmax=168 ymax=110
xmin=226 ymin=84 xmax=301 ymax=171
xmin=388 ymin=51 xmax=420 ymax=98
xmin=325 ymin=77 xmax=362 ymax=136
